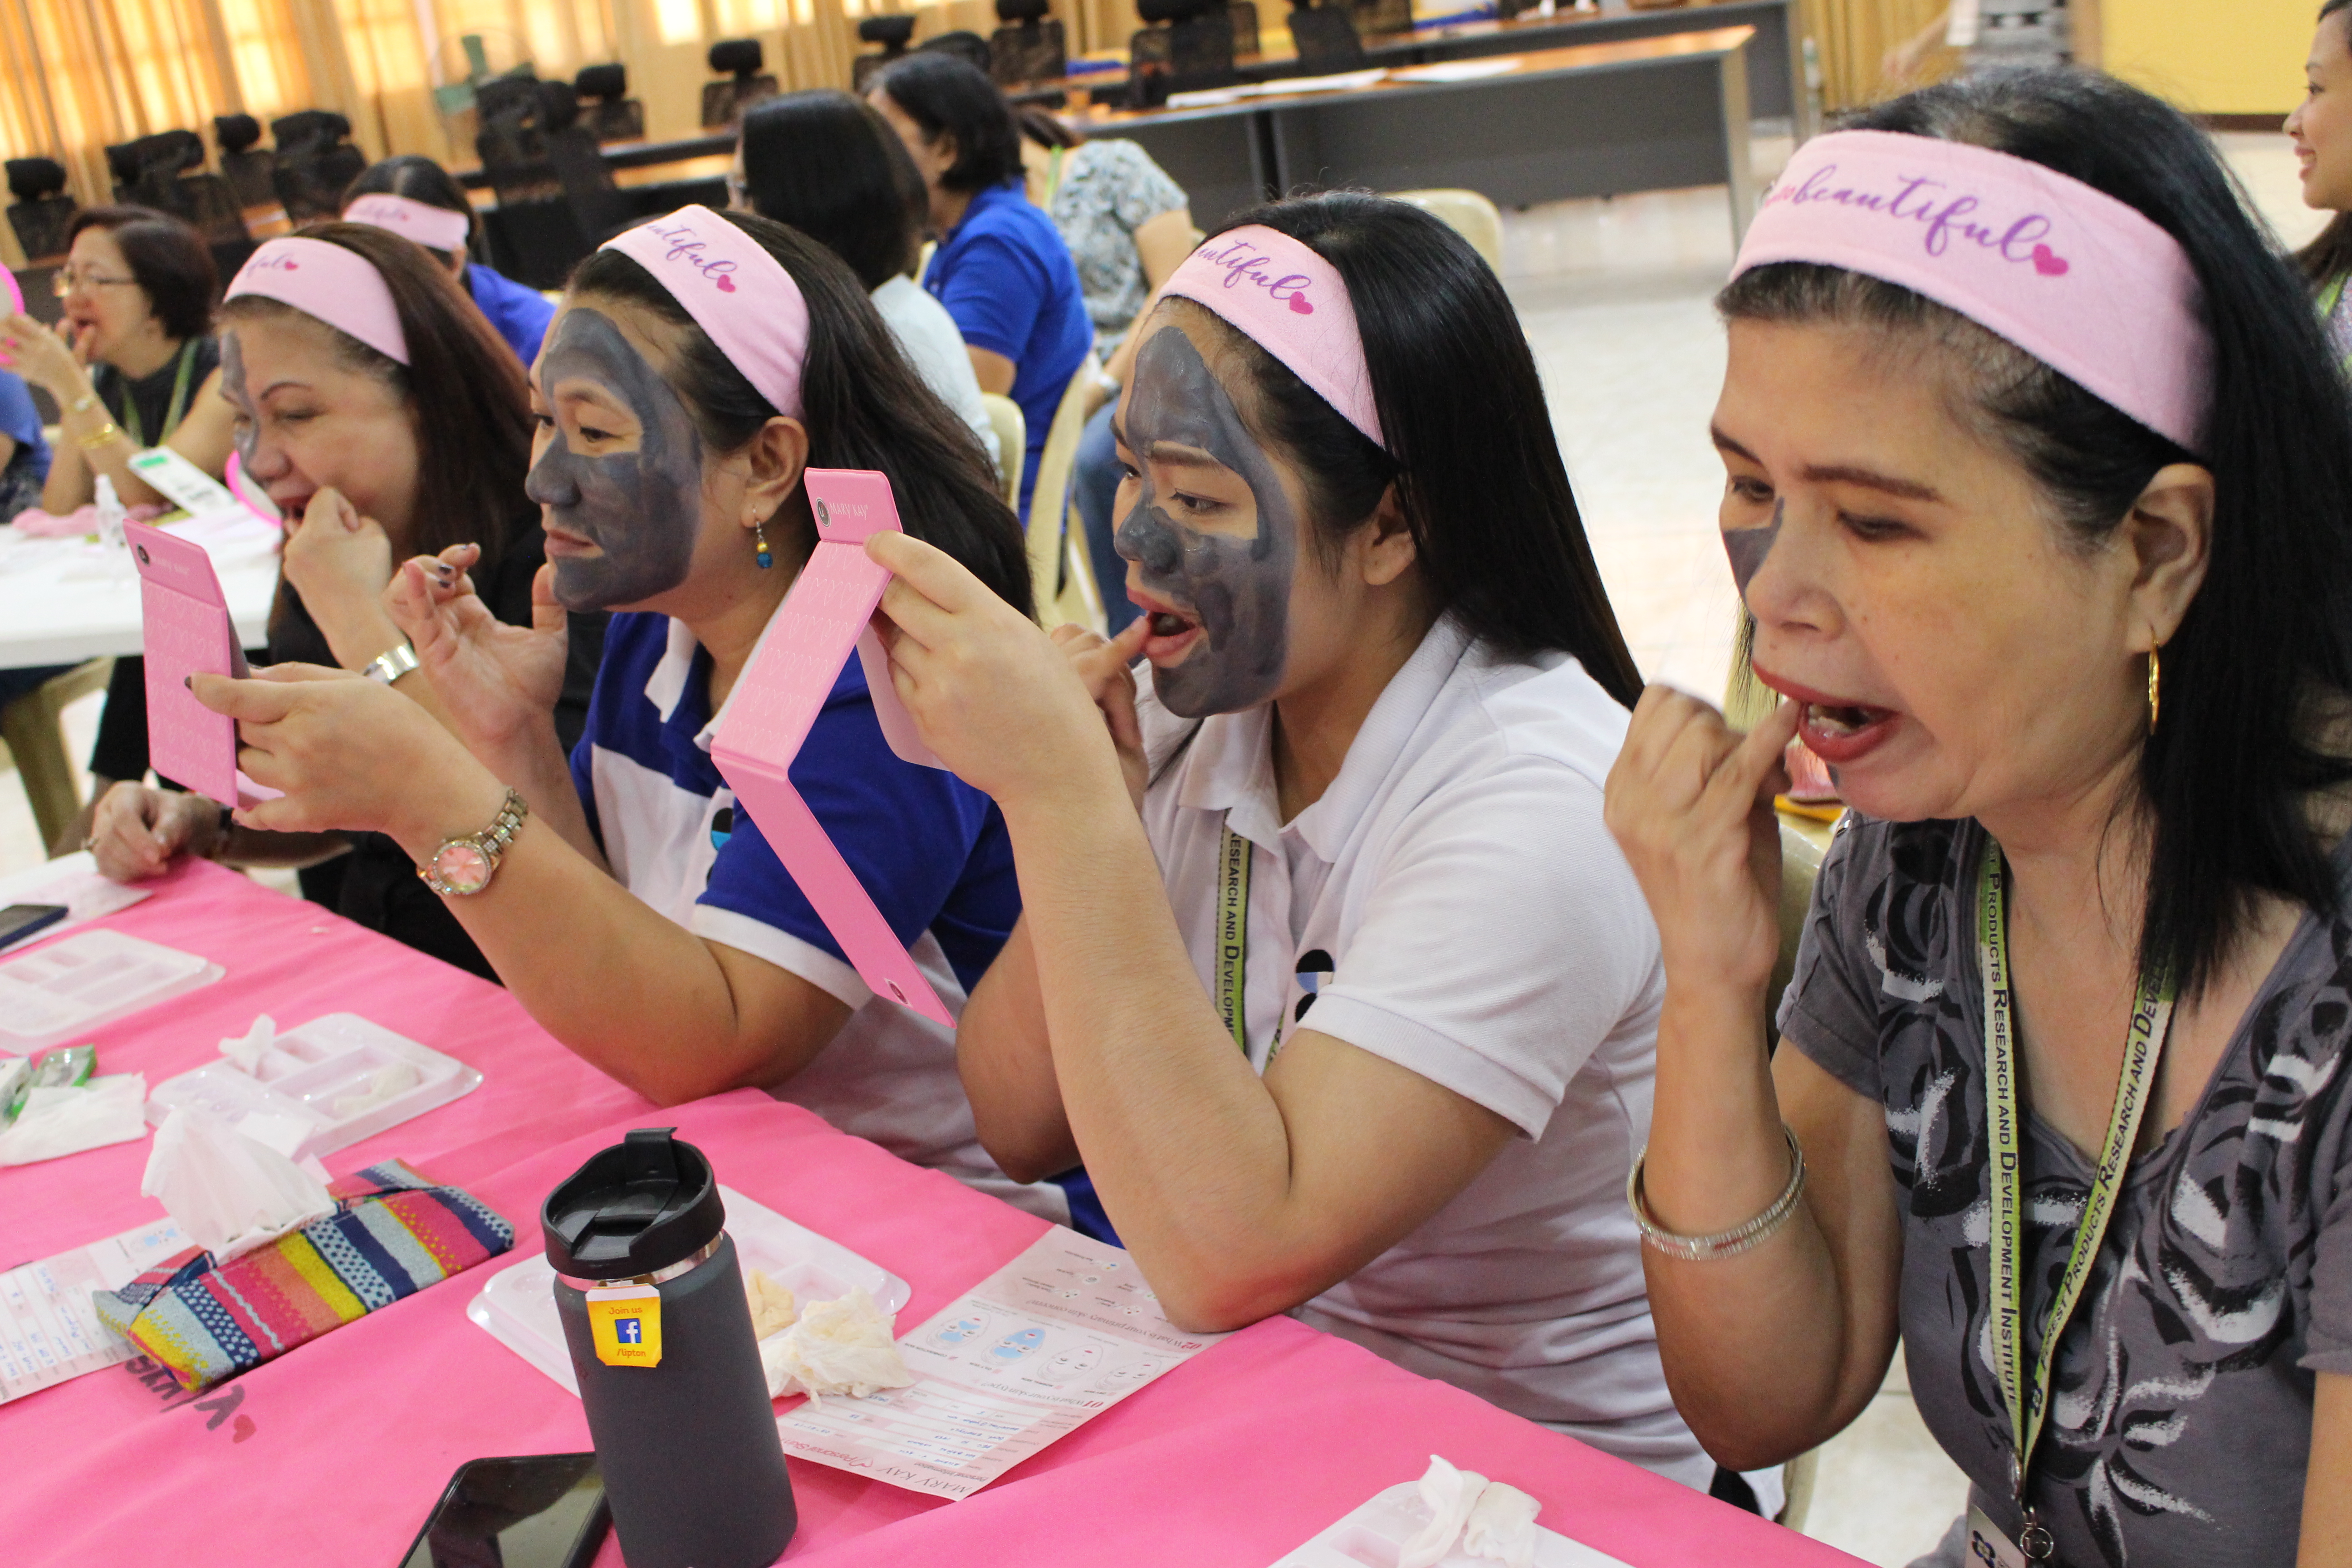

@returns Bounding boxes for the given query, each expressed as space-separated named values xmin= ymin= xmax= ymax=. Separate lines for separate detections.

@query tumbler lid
xmin=542 ymin=1127 xmax=726 ymax=1280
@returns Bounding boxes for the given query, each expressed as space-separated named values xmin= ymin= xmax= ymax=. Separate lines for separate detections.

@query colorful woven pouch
xmin=93 ymin=1158 xmax=513 ymax=1391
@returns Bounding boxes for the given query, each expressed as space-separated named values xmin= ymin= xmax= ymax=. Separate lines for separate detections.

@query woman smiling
xmin=856 ymin=194 xmax=1714 ymax=1487
xmin=1608 ymin=73 xmax=2352 ymax=1566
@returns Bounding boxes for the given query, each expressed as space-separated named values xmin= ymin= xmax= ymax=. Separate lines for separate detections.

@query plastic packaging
xmin=0 ymin=931 xmax=222 ymax=1054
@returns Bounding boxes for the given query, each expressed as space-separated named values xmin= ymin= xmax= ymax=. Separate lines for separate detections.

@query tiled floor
xmin=0 ymin=125 xmax=2322 ymax=1568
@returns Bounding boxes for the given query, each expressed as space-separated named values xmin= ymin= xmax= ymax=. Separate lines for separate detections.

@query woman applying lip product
xmin=1607 ymin=73 xmax=2352 ymax=1566
xmin=187 ymin=208 xmax=1058 ymax=1218
xmin=85 ymin=223 xmax=602 ymax=981
xmin=859 ymin=194 xmax=1714 ymax=1486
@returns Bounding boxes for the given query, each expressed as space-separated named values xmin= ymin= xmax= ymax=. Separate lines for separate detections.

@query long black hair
xmin=1173 ymin=192 xmax=1643 ymax=708
xmin=1721 ymin=68 xmax=2352 ymax=998
xmin=568 ymin=209 xmax=1030 ymax=615
xmin=342 ymin=155 xmax=475 ymax=266
xmin=869 ymin=54 xmax=1023 ymax=193
xmin=2298 ymin=0 xmax=2352 ymax=286
xmin=737 ymin=91 xmax=923 ymax=290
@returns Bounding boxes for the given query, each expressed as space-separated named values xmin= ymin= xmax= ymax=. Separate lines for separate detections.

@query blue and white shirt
xmin=570 ymin=611 xmax=1061 ymax=1216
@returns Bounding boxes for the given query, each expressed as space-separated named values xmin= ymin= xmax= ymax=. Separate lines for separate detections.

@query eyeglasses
xmin=725 ymin=170 xmax=747 ymax=211
xmin=51 ymin=266 xmax=138 ymax=296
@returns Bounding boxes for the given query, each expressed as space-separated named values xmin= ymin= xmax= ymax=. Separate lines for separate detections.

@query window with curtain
xmin=427 ymin=0 xmax=617 ymax=85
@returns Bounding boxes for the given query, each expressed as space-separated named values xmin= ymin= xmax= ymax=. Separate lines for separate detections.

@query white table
xmin=0 ymin=514 xmax=280 ymax=670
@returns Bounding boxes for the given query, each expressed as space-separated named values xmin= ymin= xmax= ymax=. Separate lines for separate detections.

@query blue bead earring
xmin=753 ymin=514 xmax=774 ymax=570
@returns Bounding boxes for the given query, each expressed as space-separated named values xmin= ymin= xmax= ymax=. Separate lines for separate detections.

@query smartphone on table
xmin=0 ymin=904 xmax=68 ymax=951
xmin=397 ymin=1453 xmax=609 ymax=1568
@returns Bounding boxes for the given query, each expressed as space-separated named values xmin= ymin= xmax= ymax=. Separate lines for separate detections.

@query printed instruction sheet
xmin=775 ymin=1226 xmax=1229 ymax=1497
xmin=0 ymin=1217 xmax=189 ymax=1402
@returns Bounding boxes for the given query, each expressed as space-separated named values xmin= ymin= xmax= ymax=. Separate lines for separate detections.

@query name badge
xmin=1965 ymin=1504 xmax=2029 ymax=1568
xmin=586 ymin=1283 xmax=663 ymax=1368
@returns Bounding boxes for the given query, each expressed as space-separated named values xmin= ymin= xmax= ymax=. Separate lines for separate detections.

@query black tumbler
xmin=545 ymin=1127 xmax=796 ymax=1568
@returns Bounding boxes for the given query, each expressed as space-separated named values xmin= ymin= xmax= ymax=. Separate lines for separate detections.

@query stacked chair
xmin=988 ymin=0 xmax=1068 ymax=87
xmin=852 ymin=14 xmax=917 ymax=91
xmin=701 ymin=39 xmax=779 ymax=130
xmin=5 ymin=157 xmax=77 ymax=263
xmin=212 ymin=115 xmax=278 ymax=210
xmin=573 ymin=64 xmax=646 ymax=143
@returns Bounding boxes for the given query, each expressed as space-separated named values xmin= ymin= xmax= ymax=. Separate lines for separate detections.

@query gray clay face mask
xmin=1115 ymin=324 xmax=1299 ymax=718
xmin=527 ymin=306 xmax=706 ymax=611
xmin=1723 ymin=498 xmax=1783 ymax=601
xmin=220 ymin=330 xmax=260 ymax=474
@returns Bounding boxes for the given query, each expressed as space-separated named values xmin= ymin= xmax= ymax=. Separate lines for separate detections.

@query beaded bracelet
xmin=1627 ymin=1124 xmax=1806 ymax=1261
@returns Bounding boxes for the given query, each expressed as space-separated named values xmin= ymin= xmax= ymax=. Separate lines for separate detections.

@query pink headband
xmin=1732 ymin=130 xmax=2210 ymax=453
xmin=601 ymin=206 xmax=808 ymax=419
xmin=1161 ymin=225 xmax=1382 ymax=450
xmin=343 ymin=193 xmax=473 ymax=255
xmin=225 ymin=238 xmax=408 ymax=366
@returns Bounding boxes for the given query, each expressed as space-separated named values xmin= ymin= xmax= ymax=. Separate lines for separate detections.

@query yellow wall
xmin=2103 ymin=0 xmax=2313 ymax=117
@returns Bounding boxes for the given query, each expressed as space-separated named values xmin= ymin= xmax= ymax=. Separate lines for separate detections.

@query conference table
xmin=1072 ymin=27 xmax=1759 ymax=243
xmin=0 ymin=858 xmax=1868 ymax=1566
xmin=0 ymin=516 xmax=278 ymax=671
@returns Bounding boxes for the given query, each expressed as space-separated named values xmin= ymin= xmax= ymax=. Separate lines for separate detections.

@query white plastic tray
xmin=0 ymin=930 xmax=222 ymax=1054
xmin=468 ymin=1185 xmax=911 ymax=1396
xmin=145 ymin=1013 xmax=483 ymax=1161
xmin=1269 ymin=1483 xmax=1634 ymax=1568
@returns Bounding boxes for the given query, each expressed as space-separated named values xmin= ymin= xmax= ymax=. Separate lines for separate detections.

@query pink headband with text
xmin=225 ymin=237 xmax=408 ymax=365
xmin=343 ymin=193 xmax=473 ymax=255
xmin=601 ymin=206 xmax=808 ymax=419
xmin=1162 ymin=225 xmax=1383 ymax=450
xmin=1731 ymin=130 xmax=2211 ymax=452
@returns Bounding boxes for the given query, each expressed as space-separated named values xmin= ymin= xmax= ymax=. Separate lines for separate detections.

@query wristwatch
xmin=418 ymin=789 xmax=528 ymax=897
xmin=363 ymin=642 xmax=421 ymax=685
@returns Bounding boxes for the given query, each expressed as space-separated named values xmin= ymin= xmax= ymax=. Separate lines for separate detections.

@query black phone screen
xmin=0 ymin=904 xmax=68 ymax=950
xmin=398 ymin=1453 xmax=609 ymax=1568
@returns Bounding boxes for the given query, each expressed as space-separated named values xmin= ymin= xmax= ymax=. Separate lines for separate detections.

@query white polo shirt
xmin=1137 ymin=615 xmax=1707 ymax=1487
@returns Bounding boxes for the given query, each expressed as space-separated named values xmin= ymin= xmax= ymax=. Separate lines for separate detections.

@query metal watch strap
xmin=363 ymin=642 xmax=421 ymax=685
xmin=418 ymin=788 xmax=528 ymax=897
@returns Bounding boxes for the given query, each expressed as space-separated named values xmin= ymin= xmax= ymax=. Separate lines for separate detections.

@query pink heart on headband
xmin=2030 ymin=244 xmax=2068 ymax=278
xmin=717 ymin=276 xmax=735 ymax=293
xmin=1287 ymin=293 xmax=1313 ymax=315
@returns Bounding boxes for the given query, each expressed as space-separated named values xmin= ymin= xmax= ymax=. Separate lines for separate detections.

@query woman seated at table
xmin=341 ymin=157 xmax=555 ymax=368
xmin=733 ymin=89 xmax=1000 ymax=474
xmin=868 ymin=53 xmax=1091 ymax=521
xmin=1015 ymin=106 xmax=1195 ymax=634
xmin=861 ymin=194 xmax=1712 ymax=1485
xmin=1606 ymin=73 xmax=2352 ymax=1565
xmin=190 ymin=208 xmax=1056 ymax=1219
xmin=1 ymin=206 xmax=239 ymax=840
xmin=87 ymin=223 xmax=602 ymax=981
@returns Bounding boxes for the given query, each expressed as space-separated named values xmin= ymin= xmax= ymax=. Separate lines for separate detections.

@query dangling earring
xmin=2147 ymin=642 xmax=2161 ymax=732
xmin=753 ymin=513 xmax=774 ymax=570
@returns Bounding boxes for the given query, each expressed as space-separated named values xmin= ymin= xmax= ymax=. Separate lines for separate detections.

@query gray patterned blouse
xmin=1044 ymin=137 xmax=1189 ymax=355
xmin=1783 ymin=814 xmax=2352 ymax=1567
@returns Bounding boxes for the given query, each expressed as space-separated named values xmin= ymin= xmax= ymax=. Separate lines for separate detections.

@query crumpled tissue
xmin=757 ymin=1285 xmax=915 ymax=1404
xmin=0 ymin=1073 xmax=148 ymax=1165
xmin=1398 ymin=1455 xmax=1541 ymax=1568
xmin=745 ymin=1269 xmax=799 ymax=1340
xmin=220 ymin=1015 xmax=277 ymax=1073
xmin=142 ymin=1106 xmax=335 ymax=1263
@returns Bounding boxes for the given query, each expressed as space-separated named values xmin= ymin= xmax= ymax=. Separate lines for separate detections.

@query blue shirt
xmin=924 ymin=180 xmax=1092 ymax=520
xmin=568 ymin=612 xmax=1086 ymax=1221
xmin=466 ymin=263 xmax=556 ymax=368
xmin=0 ymin=370 xmax=53 ymax=484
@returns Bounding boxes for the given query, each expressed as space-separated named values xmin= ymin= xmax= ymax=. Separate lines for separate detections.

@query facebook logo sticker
xmin=616 ymin=1318 xmax=643 ymax=1345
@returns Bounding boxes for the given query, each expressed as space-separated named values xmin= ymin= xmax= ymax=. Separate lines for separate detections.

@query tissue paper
xmin=1462 ymin=1480 xmax=1541 ymax=1567
xmin=219 ymin=1015 xmax=276 ymax=1073
xmin=758 ymin=1286 xmax=914 ymax=1403
xmin=142 ymin=1106 xmax=335 ymax=1263
xmin=745 ymin=1269 xmax=799 ymax=1341
xmin=0 ymin=1073 xmax=148 ymax=1165
xmin=1399 ymin=1455 xmax=1489 ymax=1568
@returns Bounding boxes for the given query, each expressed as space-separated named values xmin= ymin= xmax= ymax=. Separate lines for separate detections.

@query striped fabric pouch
xmin=92 ymin=1158 xmax=514 ymax=1391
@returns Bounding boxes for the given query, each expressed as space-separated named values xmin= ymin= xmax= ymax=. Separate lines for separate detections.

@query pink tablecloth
xmin=0 ymin=867 xmax=1868 ymax=1568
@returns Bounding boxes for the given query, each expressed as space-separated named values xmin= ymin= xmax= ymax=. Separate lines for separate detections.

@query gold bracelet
xmin=78 ymin=420 xmax=122 ymax=451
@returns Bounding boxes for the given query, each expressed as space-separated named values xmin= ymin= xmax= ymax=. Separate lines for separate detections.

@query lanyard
xmin=119 ymin=339 xmax=199 ymax=449
xmin=1977 ymin=837 xmax=2174 ymax=1560
xmin=1215 ymin=822 xmax=1251 ymax=1054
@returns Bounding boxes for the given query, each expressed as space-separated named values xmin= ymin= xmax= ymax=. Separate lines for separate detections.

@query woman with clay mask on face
xmin=85 ymin=223 xmax=603 ymax=981
xmin=190 ymin=208 xmax=1055 ymax=1217
xmin=1609 ymin=73 xmax=2352 ymax=1565
xmin=861 ymin=194 xmax=1717 ymax=1485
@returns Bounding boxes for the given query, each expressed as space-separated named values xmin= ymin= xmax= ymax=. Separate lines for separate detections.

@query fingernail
xmin=182 ymin=675 xmax=191 ymax=689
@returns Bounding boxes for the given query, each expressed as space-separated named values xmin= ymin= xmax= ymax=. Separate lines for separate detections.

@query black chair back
xmin=5 ymin=158 xmax=74 ymax=263
xmin=1289 ymin=3 xmax=1363 ymax=70
xmin=988 ymin=0 xmax=1067 ymax=87
xmin=270 ymin=111 xmax=365 ymax=222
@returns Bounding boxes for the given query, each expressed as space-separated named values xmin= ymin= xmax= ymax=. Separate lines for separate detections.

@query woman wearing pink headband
xmin=861 ymin=193 xmax=1718 ymax=1487
xmin=342 ymin=156 xmax=557 ymax=369
xmin=1607 ymin=72 xmax=2352 ymax=1565
xmin=187 ymin=207 xmax=1063 ymax=1221
xmin=87 ymin=222 xmax=605 ymax=985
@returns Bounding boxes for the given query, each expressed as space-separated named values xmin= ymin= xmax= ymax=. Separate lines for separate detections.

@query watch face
xmin=432 ymin=841 xmax=491 ymax=895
